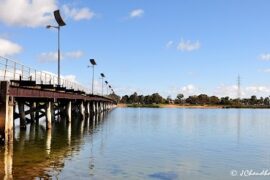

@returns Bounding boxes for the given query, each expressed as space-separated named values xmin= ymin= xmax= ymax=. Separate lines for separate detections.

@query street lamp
xmin=100 ymin=73 xmax=105 ymax=96
xmin=108 ymin=85 xmax=111 ymax=95
xmin=105 ymin=81 xmax=108 ymax=95
xmin=88 ymin=59 xmax=97 ymax=94
xmin=46 ymin=10 xmax=66 ymax=86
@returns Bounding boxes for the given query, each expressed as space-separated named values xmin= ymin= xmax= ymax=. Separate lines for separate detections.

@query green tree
xmin=175 ymin=94 xmax=184 ymax=104
xmin=209 ymin=96 xmax=220 ymax=104
xmin=120 ymin=95 xmax=129 ymax=103
xmin=220 ymin=96 xmax=230 ymax=105
xmin=129 ymin=92 xmax=139 ymax=104
xmin=264 ymin=97 xmax=270 ymax=105
xmin=250 ymin=95 xmax=257 ymax=105
xmin=166 ymin=96 xmax=172 ymax=104
xmin=151 ymin=93 xmax=164 ymax=104
xmin=186 ymin=96 xmax=198 ymax=104
xmin=198 ymin=94 xmax=209 ymax=104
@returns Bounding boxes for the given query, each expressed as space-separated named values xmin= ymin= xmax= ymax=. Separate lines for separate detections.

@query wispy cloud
xmin=177 ymin=39 xmax=201 ymax=52
xmin=213 ymin=84 xmax=239 ymax=98
xmin=129 ymin=9 xmax=144 ymax=18
xmin=245 ymin=86 xmax=270 ymax=94
xmin=259 ymin=53 xmax=270 ymax=61
xmin=65 ymin=50 xmax=84 ymax=59
xmin=0 ymin=38 xmax=22 ymax=56
xmin=166 ymin=40 xmax=174 ymax=49
xmin=62 ymin=5 xmax=95 ymax=21
xmin=260 ymin=68 xmax=270 ymax=73
xmin=164 ymin=84 xmax=200 ymax=98
xmin=0 ymin=0 xmax=56 ymax=27
xmin=38 ymin=50 xmax=84 ymax=63
xmin=213 ymin=84 xmax=270 ymax=98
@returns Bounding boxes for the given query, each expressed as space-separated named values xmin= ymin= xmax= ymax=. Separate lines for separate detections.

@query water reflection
xmin=4 ymin=143 xmax=13 ymax=180
xmin=0 ymin=112 xmax=107 ymax=179
xmin=2 ymin=108 xmax=270 ymax=179
xmin=237 ymin=109 xmax=241 ymax=144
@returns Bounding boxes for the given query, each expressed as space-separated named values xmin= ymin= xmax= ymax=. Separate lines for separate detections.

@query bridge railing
xmin=0 ymin=56 xmax=91 ymax=93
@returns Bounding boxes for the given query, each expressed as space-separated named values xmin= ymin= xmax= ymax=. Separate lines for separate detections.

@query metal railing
xmin=0 ymin=56 xmax=91 ymax=93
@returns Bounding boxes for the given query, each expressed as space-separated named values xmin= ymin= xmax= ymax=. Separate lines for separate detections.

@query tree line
xmin=117 ymin=92 xmax=270 ymax=106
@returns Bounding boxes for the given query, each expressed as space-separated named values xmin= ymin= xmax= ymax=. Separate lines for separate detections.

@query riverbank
xmin=117 ymin=104 xmax=223 ymax=109
xmin=117 ymin=104 xmax=270 ymax=109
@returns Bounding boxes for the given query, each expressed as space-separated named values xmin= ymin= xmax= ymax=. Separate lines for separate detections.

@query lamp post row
xmin=88 ymin=62 xmax=113 ymax=96
xmin=46 ymin=9 xmax=114 ymax=96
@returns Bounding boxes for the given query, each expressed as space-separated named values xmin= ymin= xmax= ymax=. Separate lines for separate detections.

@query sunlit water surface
xmin=1 ymin=108 xmax=270 ymax=179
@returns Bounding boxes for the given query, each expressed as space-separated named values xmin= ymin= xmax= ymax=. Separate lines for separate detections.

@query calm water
xmin=1 ymin=108 xmax=270 ymax=179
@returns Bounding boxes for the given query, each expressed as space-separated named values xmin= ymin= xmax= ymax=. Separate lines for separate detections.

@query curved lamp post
xmin=88 ymin=59 xmax=97 ymax=94
xmin=105 ymin=81 xmax=108 ymax=95
xmin=46 ymin=10 xmax=66 ymax=86
xmin=100 ymin=73 xmax=105 ymax=96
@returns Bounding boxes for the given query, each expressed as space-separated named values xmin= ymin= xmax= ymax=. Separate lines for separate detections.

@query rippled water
xmin=1 ymin=108 xmax=270 ymax=179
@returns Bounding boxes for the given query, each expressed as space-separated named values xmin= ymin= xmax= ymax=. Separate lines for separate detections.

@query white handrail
xmin=0 ymin=56 xmax=91 ymax=94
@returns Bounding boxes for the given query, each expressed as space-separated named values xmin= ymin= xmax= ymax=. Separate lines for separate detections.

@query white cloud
xmin=166 ymin=41 xmax=174 ymax=49
xmin=164 ymin=84 xmax=200 ymax=98
xmin=38 ymin=50 xmax=84 ymax=63
xmin=115 ymin=87 xmax=143 ymax=96
xmin=129 ymin=9 xmax=144 ymax=18
xmin=245 ymin=86 xmax=270 ymax=94
xmin=65 ymin=50 xmax=84 ymax=59
xmin=0 ymin=38 xmax=22 ymax=56
xmin=177 ymin=39 xmax=201 ymax=52
xmin=213 ymin=84 xmax=270 ymax=98
xmin=62 ymin=74 xmax=77 ymax=82
xmin=62 ymin=5 xmax=95 ymax=21
xmin=213 ymin=84 xmax=239 ymax=98
xmin=180 ymin=84 xmax=198 ymax=96
xmin=259 ymin=53 xmax=270 ymax=61
xmin=0 ymin=0 xmax=56 ymax=27
xmin=39 ymin=52 xmax=59 ymax=62
xmin=261 ymin=68 xmax=270 ymax=73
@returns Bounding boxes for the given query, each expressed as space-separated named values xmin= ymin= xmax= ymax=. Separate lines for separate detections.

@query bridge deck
xmin=7 ymin=80 xmax=115 ymax=103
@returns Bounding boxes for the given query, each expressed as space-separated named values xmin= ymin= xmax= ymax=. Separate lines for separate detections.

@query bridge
xmin=0 ymin=56 xmax=117 ymax=144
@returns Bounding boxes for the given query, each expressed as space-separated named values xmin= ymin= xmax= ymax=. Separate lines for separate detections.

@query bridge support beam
xmin=94 ymin=101 xmax=96 ymax=114
xmin=98 ymin=102 xmax=101 ymax=113
xmin=0 ymin=82 xmax=14 ymax=144
xmin=46 ymin=101 xmax=52 ymax=129
xmin=87 ymin=102 xmax=90 ymax=116
xmin=66 ymin=101 xmax=72 ymax=122
xmin=18 ymin=101 xmax=26 ymax=129
xmin=80 ymin=101 xmax=85 ymax=120
xmin=51 ymin=101 xmax=55 ymax=121
xmin=30 ymin=102 xmax=35 ymax=123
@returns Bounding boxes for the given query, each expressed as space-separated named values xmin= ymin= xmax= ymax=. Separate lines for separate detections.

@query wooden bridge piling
xmin=0 ymin=80 xmax=117 ymax=144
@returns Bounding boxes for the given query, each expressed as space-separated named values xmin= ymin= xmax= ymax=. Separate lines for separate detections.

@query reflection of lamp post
xmin=105 ymin=81 xmax=108 ymax=95
xmin=46 ymin=10 xmax=66 ymax=86
xmin=100 ymin=73 xmax=105 ymax=96
xmin=88 ymin=59 xmax=96 ymax=94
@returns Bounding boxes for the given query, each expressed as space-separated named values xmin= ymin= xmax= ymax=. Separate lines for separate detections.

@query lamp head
xmin=53 ymin=10 xmax=66 ymax=26
xmin=90 ymin=59 xmax=96 ymax=65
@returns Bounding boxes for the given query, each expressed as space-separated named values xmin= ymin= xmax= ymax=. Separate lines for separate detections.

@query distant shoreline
xmin=117 ymin=103 xmax=270 ymax=109
xmin=117 ymin=104 xmax=222 ymax=109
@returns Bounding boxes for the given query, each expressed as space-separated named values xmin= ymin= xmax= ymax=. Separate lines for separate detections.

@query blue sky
xmin=1 ymin=0 xmax=270 ymax=98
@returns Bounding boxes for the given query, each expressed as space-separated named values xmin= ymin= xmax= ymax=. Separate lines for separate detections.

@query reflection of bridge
xmin=0 ymin=56 xmax=117 ymax=144
xmin=0 ymin=112 xmax=108 ymax=179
